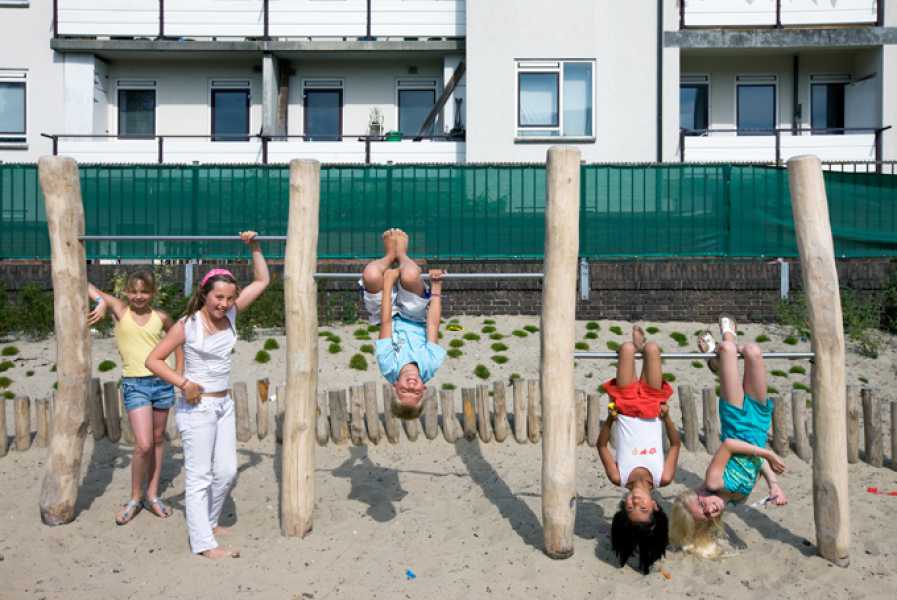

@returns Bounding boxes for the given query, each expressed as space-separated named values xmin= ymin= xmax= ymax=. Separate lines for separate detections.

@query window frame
xmin=679 ymin=74 xmax=710 ymax=136
xmin=809 ymin=74 xmax=849 ymax=135
xmin=210 ymin=82 xmax=251 ymax=142
xmin=514 ymin=59 xmax=596 ymax=142
xmin=735 ymin=75 xmax=778 ymax=136
xmin=302 ymin=79 xmax=344 ymax=142
xmin=395 ymin=78 xmax=439 ymax=138
xmin=116 ymin=82 xmax=157 ymax=140
xmin=0 ymin=72 xmax=27 ymax=146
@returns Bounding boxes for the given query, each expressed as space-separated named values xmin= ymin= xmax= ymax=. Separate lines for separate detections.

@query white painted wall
xmin=58 ymin=1 xmax=158 ymax=37
xmin=682 ymin=0 xmax=877 ymax=27
xmin=371 ymin=0 xmax=465 ymax=37
xmin=442 ymin=54 xmax=465 ymax=132
xmin=269 ymin=0 xmax=366 ymax=38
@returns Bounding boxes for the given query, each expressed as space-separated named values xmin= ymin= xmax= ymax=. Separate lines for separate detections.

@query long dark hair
xmin=185 ymin=272 xmax=239 ymax=319
xmin=610 ymin=500 xmax=669 ymax=575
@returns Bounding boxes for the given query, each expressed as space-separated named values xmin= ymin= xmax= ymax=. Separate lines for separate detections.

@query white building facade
xmin=1 ymin=1 xmax=896 ymax=166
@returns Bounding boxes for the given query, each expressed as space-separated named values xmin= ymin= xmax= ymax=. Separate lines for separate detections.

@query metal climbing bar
xmin=574 ymin=352 xmax=815 ymax=360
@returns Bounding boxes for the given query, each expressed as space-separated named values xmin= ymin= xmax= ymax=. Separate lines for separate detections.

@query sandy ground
xmin=1 ymin=316 xmax=896 ymax=599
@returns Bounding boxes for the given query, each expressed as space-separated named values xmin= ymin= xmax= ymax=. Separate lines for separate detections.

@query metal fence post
xmin=679 ymin=128 xmax=685 ymax=163
xmin=579 ymin=258 xmax=590 ymax=302
xmin=778 ymin=257 xmax=789 ymax=300
xmin=159 ymin=0 xmax=165 ymax=38
xmin=157 ymin=136 xmax=164 ymax=164
xmin=775 ymin=130 xmax=781 ymax=166
xmin=184 ymin=261 xmax=195 ymax=297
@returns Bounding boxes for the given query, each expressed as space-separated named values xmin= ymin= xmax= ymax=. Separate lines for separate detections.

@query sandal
xmin=143 ymin=497 xmax=172 ymax=519
xmin=697 ymin=331 xmax=720 ymax=374
xmin=719 ymin=315 xmax=738 ymax=339
xmin=115 ymin=499 xmax=143 ymax=526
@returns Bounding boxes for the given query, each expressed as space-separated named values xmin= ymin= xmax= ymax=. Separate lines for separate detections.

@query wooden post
xmin=87 ymin=378 xmax=105 ymax=440
xmin=792 ymin=390 xmax=812 ymax=462
xmin=846 ymin=386 xmax=860 ymax=464
xmin=492 ymin=381 xmax=510 ymax=443
xmin=679 ymin=385 xmax=699 ymax=451
xmin=541 ymin=146 xmax=580 ymax=560
xmin=476 ymin=384 xmax=492 ymax=443
xmin=440 ymin=389 xmax=460 ymax=442
xmin=422 ymin=387 xmax=439 ymax=440
xmin=349 ymin=385 xmax=366 ymax=445
xmin=315 ymin=392 xmax=329 ymax=447
xmin=0 ymin=398 xmax=7 ymax=458
xmin=771 ymin=394 xmax=790 ymax=458
xmin=861 ymin=388 xmax=883 ymax=467
xmin=35 ymin=397 xmax=51 ymax=448
xmin=38 ymin=156 xmax=92 ymax=526
xmin=575 ymin=390 xmax=586 ymax=446
xmin=233 ymin=382 xmax=251 ymax=443
xmin=788 ymin=155 xmax=850 ymax=565
xmin=890 ymin=401 xmax=897 ymax=472
xmin=527 ymin=379 xmax=541 ymax=443
xmin=586 ymin=392 xmax=601 ymax=447
xmin=14 ymin=396 xmax=31 ymax=451
xmin=275 ymin=383 xmax=286 ymax=444
xmin=281 ymin=159 xmax=320 ymax=538
xmin=382 ymin=384 xmax=400 ymax=444
xmin=257 ymin=378 xmax=270 ymax=441
xmin=328 ymin=390 xmax=349 ymax=444
xmin=363 ymin=382 xmax=381 ymax=444
xmin=702 ymin=388 xmax=720 ymax=454
xmin=462 ymin=388 xmax=477 ymax=440
xmin=102 ymin=381 xmax=121 ymax=443
xmin=512 ymin=379 xmax=528 ymax=443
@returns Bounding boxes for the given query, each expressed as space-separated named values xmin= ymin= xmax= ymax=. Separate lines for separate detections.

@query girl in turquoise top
xmin=670 ymin=316 xmax=788 ymax=557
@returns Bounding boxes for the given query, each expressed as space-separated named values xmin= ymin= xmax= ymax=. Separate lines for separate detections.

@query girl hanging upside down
xmin=597 ymin=326 xmax=681 ymax=574
xmin=670 ymin=316 xmax=788 ymax=558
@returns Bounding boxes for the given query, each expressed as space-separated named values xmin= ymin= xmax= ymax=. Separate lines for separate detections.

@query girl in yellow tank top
xmin=88 ymin=270 xmax=183 ymax=526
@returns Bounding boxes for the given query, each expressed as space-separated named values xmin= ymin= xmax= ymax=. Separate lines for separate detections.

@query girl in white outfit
xmin=146 ymin=231 xmax=269 ymax=559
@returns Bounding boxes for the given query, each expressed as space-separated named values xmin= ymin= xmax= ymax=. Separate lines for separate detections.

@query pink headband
xmin=200 ymin=268 xmax=235 ymax=288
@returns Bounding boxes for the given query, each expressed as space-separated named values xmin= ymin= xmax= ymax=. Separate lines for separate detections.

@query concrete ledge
xmin=666 ymin=26 xmax=897 ymax=49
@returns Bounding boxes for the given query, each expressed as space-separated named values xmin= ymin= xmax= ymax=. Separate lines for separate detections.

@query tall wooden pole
xmin=541 ymin=146 xmax=580 ymax=559
xmin=38 ymin=156 xmax=91 ymax=526
xmin=787 ymin=155 xmax=849 ymax=566
xmin=281 ymin=159 xmax=320 ymax=537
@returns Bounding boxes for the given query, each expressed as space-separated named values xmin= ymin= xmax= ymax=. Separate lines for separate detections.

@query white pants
xmin=359 ymin=279 xmax=430 ymax=325
xmin=176 ymin=395 xmax=237 ymax=554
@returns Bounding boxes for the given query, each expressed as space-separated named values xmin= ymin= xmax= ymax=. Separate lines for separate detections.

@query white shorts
xmin=360 ymin=279 xmax=430 ymax=325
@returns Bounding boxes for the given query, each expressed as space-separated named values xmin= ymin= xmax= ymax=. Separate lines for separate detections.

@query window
xmin=118 ymin=87 xmax=156 ymax=139
xmin=811 ymin=80 xmax=846 ymax=134
xmin=397 ymin=79 xmax=437 ymax=137
xmin=211 ymin=82 xmax=250 ymax=142
xmin=303 ymin=80 xmax=342 ymax=141
xmin=680 ymin=76 xmax=709 ymax=135
xmin=516 ymin=60 xmax=594 ymax=139
xmin=0 ymin=74 xmax=26 ymax=144
xmin=736 ymin=76 xmax=776 ymax=135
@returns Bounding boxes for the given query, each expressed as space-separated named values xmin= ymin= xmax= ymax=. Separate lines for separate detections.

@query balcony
xmin=680 ymin=127 xmax=888 ymax=165
xmin=55 ymin=0 xmax=466 ymax=39
xmin=47 ymin=134 xmax=466 ymax=165
xmin=680 ymin=0 xmax=881 ymax=28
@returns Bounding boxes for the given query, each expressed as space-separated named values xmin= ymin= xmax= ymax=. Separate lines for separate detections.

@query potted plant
xmin=368 ymin=107 xmax=384 ymax=137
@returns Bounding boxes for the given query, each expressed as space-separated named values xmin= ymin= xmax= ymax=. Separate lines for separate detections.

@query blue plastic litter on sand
xmin=405 ymin=569 xmax=416 ymax=581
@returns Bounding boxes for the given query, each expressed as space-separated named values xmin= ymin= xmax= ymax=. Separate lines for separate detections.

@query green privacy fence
xmin=2 ymin=163 xmax=896 ymax=260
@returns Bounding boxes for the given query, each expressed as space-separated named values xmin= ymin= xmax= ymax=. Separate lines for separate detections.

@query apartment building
xmin=1 ymin=1 xmax=895 ymax=166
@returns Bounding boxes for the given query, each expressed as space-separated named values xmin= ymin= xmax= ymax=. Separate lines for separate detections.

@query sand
xmin=1 ymin=316 xmax=896 ymax=599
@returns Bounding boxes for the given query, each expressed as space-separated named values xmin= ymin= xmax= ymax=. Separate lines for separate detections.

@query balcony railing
xmin=679 ymin=126 xmax=891 ymax=170
xmin=53 ymin=0 xmax=465 ymax=39
xmin=41 ymin=133 xmax=466 ymax=165
xmin=679 ymin=0 xmax=882 ymax=28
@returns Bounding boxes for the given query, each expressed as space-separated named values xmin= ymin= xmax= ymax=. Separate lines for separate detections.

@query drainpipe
xmin=792 ymin=54 xmax=800 ymax=135
xmin=657 ymin=0 xmax=664 ymax=162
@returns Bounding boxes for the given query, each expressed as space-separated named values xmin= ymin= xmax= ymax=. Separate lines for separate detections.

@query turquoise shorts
xmin=719 ymin=394 xmax=773 ymax=497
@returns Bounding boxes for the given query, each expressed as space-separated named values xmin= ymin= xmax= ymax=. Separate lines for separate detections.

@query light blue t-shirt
xmin=375 ymin=315 xmax=446 ymax=383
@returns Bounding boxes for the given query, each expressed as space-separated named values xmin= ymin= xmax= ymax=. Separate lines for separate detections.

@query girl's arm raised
xmin=235 ymin=231 xmax=271 ymax=313
xmin=145 ymin=321 xmax=201 ymax=402
xmin=596 ymin=414 xmax=621 ymax=486
xmin=659 ymin=406 xmax=681 ymax=486
xmin=87 ymin=281 xmax=126 ymax=323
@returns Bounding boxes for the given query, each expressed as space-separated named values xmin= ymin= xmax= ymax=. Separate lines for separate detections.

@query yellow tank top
xmin=115 ymin=308 xmax=165 ymax=377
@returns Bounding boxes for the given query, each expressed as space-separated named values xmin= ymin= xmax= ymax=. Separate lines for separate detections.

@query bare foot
xmin=382 ymin=229 xmax=398 ymax=260
xmin=201 ymin=547 xmax=240 ymax=559
xmin=394 ymin=229 xmax=409 ymax=257
xmin=212 ymin=526 xmax=231 ymax=536
xmin=632 ymin=325 xmax=646 ymax=352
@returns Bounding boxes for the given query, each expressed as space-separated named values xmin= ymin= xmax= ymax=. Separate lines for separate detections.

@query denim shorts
xmin=121 ymin=376 xmax=175 ymax=412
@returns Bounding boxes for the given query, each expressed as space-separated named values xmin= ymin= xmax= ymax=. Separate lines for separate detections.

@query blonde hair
xmin=670 ymin=490 xmax=725 ymax=558
xmin=390 ymin=397 xmax=423 ymax=420
xmin=126 ymin=270 xmax=156 ymax=293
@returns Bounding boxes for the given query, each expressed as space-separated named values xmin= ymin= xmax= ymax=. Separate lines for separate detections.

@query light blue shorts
xmin=719 ymin=394 xmax=774 ymax=497
xmin=121 ymin=376 xmax=175 ymax=412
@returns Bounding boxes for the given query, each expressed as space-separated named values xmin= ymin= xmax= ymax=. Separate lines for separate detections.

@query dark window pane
xmin=304 ymin=90 xmax=342 ymax=141
xmin=680 ymin=84 xmax=708 ymax=134
xmin=118 ymin=89 xmax=155 ymax=138
xmin=0 ymin=82 xmax=25 ymax=134
xmin=811 ymin=83 xmax=845 ymax=134
xmin=399 ymin=89 xmax=435 ymax=136
xmin=518 ymin=72 xmax=559 ymax=128
xmin=737 ymin=84 xmax=775 ymax=135
xmin=212 ymin=89 xmax=249 ymax=141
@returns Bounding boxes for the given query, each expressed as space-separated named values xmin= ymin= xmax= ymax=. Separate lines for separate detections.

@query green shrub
xmin=776 ymin=294 xmax=811 ymax=339
xmin=9 ymin=284 xmax=55 ymax=338
xmin=482 ymin=326 xmax=496 ymax=334
xmin=715 ymin=384 xmax=721 ymax=396
xmin=474 ymin=364 xmax=490 ymax=380
xmin=50 ymin=363 xmax=56 ymax=372
xmin=359 ymin=344 xmax=374 ymax=355
xmin=509 ymin=373 xmax=522 ymax=383
xmin=327 ymin=334 xmax=342 ymax=344
xmin=441 ymin=383 xmax=457 ymax=391
xmin=783 ymin=336 xmax=798 ymax=346
xmin=491 ymin=355 xmax=509 ymax=364
xmin=1 ymin=346 xmax=19 ymax=356
xmin=447 ymin=349 xmax=463 ymax=359
xmin=511 ymin=330 xmax=528 ymax=338
xmin=609 ymin=325 xmax=623 ymax=335
xmin=483 ymin=319 xmax=495 ymax=325
xmin=574 ymin=342 xmax=589 ymax=350
xmin=584 ymin=331 xmax=598 ymax=340
xmin=449 ymin=318 xmax=460 ymax=324
xmin=2 ymin=390 xmax=13 ymax=399
xmin=254 ymin=350 xmax=271 ymax=364
xmin=491 ymin=342 xmax=508 ymax=352
xmin=318 ymin=330 xmax=331 ymax=337
xmin=263 ymin=338 xmax=280 ymax=351
xmin=523 ymin=325 xmax=539 ymax=333
xmin=793 ymin=382 xmax=811 ymax=392
xmin=606 ymin=340 xmax=620 ymax=351
xmin=691 ymin=361 xmax=704 ymax=369
xmin=788 ymin=365 xmax=806 ymax=375
xmin=25 ymin=370 xmax=34 ymax=377
xmin=368 ymin=324 xmax=380 ymax=332
xmin=328 ymin=343 xmax=342 ymax=354
xmin=449 ymin=339 xmax=465 ymax=348
xmin=0 ymin=360 xmax=13 ymax=372
xmin=858 ymin=376 xmax=869 ymax=384
xmin=353 ymin=330 xmax=371 ymax=341
xmin=646 ymin=326 xmax=659 ymax=335
xmin=97 ymin=360 xmax=117 ymax=372
xmin=586 ymin=321 xmax=600 ymax=331
xmin=489 ymin=333 xmax=504 ymax=340
xmin=0 ymin=376 xmax=11 ymax=388
xmin=770 ymin=369 xmax=787 ymax=378
xmin=669 ymin=332 xmax=688 ymax=347
xmin=234 ymin=278 xmax=286 ymax=340
xmin=755 ymin=334 xmax=770 ymax=343
xmin=767 ymin=385 xmax=779 ymax=395
xmin=736 ymin=330 xmax=745 ymax=336
xmin=662 ymin=373 xmax=676 ymax=382
xmin=463 ymin=332 xmax=481 ymax=341
xmin=349 ymin=353 xmax=368 ymax=371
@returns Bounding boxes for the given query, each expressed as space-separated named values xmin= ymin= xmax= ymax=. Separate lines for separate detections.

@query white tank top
xmin=182 ymin=307 xmax=237 ymax=394
xmin=612 ymin=415 xmax=664 ymax=489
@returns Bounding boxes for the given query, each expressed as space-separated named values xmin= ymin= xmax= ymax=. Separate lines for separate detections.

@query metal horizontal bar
xmin=316 ymin=272 xmax=544 ymax=280
xmin=574 ymin=352 xmax=814 ymax=360
xmin=81 ymin=235 xmax=287 ymax=242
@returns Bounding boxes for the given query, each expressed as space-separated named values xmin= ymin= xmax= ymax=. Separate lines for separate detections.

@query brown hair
xmin=390 ymin=397 xmax=424 ymax=420
xmin=126 ymin=270 xmax=156 ymax=293
xmin=185 ymin=272 xmax=240 ymax=318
